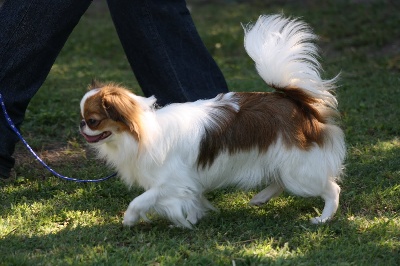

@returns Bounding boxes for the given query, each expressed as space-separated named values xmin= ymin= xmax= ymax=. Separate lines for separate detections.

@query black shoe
xmin=0 ymin=168 xmax=12 ymax=180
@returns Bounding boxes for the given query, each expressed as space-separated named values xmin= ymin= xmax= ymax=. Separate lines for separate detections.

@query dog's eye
xmin=87 ymin=119 xmax=99 ymax=127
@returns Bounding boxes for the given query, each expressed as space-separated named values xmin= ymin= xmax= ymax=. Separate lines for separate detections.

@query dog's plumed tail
xmin=243 ymin=15 xmax=338 ymax=108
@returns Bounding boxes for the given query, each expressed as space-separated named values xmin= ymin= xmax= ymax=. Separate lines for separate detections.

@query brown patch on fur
xmin=83 ymin=85 xmax=143 ymax=141
xmin=197 ymin=89 xmax=335 ymax=168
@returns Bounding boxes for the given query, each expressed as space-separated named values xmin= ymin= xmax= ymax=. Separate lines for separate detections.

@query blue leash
xmin=0 ymin=92 xmax=117 ymax=183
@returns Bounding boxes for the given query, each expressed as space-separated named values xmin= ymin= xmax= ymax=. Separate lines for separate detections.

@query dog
xmin=79 ymin=14 xmax=345 ymax=228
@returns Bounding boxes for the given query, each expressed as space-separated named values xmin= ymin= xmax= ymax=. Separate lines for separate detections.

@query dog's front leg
xmin=122 ymin=188 xmax=159 ymax=226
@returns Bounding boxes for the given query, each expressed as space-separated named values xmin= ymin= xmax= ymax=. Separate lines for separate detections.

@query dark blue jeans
xmin=0 ymin=0 xmax=228 ymax=177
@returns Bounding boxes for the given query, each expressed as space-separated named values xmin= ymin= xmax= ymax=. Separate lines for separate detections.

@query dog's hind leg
xmin=249 ymin=183 xmax=284 ymax=206
xmin=310 ymin=180 xmax=341 ymax=224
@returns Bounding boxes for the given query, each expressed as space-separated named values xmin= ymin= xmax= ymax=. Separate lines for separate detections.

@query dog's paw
xmin=310 ymin=216 xmax=330 ymax=224
xmin=249 ymin=198 xmax=265 ymax=206
xmin=122 ymin=211 xmax=139 ymax=227
xmin=122 ymin=219 xmax=135 ymax=227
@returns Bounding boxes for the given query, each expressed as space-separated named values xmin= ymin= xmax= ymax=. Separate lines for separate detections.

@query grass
xmin=1 ymin=0 xmax=400 ymax=265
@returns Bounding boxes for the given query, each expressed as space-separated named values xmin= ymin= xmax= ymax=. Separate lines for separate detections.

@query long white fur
xmin=243 ymin=15 xmax=339 ymax=107
xmin=81 ymin=14 xmax=345 ymax=228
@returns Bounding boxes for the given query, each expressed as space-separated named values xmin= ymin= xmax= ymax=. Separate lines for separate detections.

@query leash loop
xmin=0 ymin=92 xmax=116 ymax=183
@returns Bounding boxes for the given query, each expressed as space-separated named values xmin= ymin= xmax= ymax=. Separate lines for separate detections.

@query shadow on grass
xmin=341 ymin=138 xmax=400 ymax=219
xmin=1 ymin=209 xmax=398 ymax=265
xmin=2 ymin=135 xmax=399 ymax=262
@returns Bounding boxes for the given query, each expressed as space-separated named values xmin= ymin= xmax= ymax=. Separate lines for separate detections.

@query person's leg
xmin=106 ymin=0 xmax=229 ymax=106
xmin=0 ymin=0 xmax=92 ymax=178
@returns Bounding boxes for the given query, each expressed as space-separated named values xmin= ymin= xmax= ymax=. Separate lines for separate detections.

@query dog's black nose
xmin=80 ymin=120 xmax=86 ymax=128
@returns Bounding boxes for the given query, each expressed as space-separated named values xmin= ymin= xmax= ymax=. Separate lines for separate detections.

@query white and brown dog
xmin=79 ymin=15 xmax=345 ymax=228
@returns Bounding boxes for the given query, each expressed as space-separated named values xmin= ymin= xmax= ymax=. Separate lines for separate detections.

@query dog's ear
xmin=88 ymin=79 xmax=104 ymax=91
xmin=101 ymin=89 xmax=142 ymax=141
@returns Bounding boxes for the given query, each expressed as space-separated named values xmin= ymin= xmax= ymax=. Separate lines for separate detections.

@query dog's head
xmin=79 ymin=81 xmax=143 ymax=144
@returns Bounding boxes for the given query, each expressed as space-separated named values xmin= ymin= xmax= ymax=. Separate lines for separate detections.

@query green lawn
xmin=1 ymin=0 xmax=399 ymax=265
